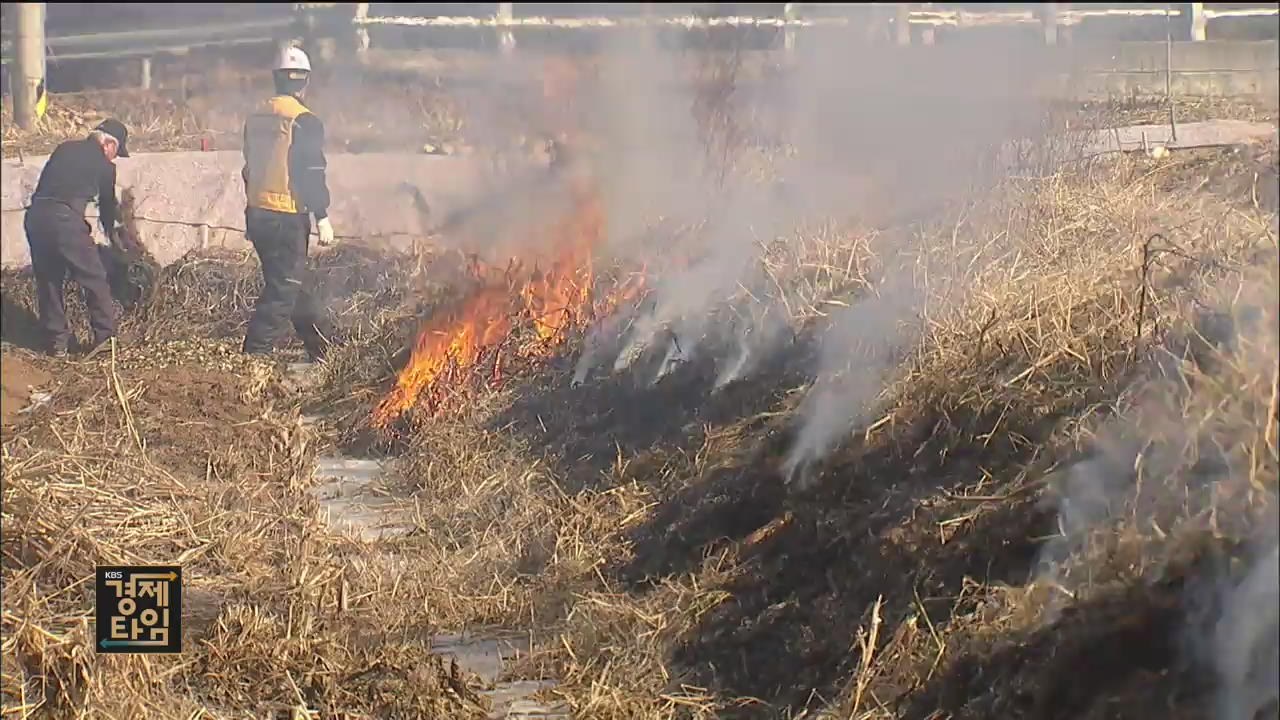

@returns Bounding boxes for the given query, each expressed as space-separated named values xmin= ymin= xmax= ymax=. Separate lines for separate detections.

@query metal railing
xmin=349 ymin=3 xmax=1280 ymax=30
xmin=0 ymin=17 xmax=294 ymax=64
xmin=2 ymin=3 xmax=1277 ymax=67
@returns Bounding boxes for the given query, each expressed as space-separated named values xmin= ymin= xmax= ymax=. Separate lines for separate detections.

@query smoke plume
xmin=1213 ymin=539 xmax=1280 ymax=720
xmin=1031 ymin=262 xmax=1279 ymax=713
xmin=551 ymin=14 xmax=1065 ymax=479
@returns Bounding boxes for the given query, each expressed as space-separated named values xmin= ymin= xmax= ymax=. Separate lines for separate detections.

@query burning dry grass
xmin=2 ymin=110 xmax=1277 ymax=719
xmin=333 ymin=143 xmax=1276 ymax=718
xmin=371 ymin=176 xmax=608 ymax=426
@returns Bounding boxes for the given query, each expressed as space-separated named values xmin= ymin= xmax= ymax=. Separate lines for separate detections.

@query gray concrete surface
xmin=1086 ymin=118 xmax=1278 ymax=152
xmin=1 ymin=150 xmax=519 ymax=269
xmin=305 ymin=448 xmax=570 ymax=718
xmin=309 ymin=455 xmax=418 ymax=543
xmin=294 ymin=390 xmax=567 ymax=717
xmin=1046 ymin=40 xmax=1278 ymax=99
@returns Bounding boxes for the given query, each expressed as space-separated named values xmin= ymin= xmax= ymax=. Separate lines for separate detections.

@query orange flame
xmin=370 ymin=56 xmax=655 ymax=428
xmin=371 ymin=179 xmax=610 ymax=426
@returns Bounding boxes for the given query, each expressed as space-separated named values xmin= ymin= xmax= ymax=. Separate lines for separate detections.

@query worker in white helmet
xmin=240 ymin=44 xmax=339 ymax=361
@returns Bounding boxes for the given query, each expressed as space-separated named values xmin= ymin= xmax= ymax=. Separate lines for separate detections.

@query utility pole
xmin=1188 ymin=2 xmax=1206 ymax=41
xmin=496 ymin=3 xmax=515 ymax=54
xmin=353 ymin=3 xmax=370 ymax=59
xmin=1043 ymin=3 xmax=1060 ymax=46
xmin=895 ymin=4 xmax=911 ymax=46
xmin=14 ymin=2 xmax=47 ymax=131
xmin=1165 ymin=4 xmax=1178 ymax=144
xmin=783 ymin=3 xmax=797 ymax=53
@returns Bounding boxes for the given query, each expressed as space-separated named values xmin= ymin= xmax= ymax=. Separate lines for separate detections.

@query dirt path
xmin=290 ymin=364 xmax=569 ymax=719
xmin=307 ymin=445 xmax=569 ymax=719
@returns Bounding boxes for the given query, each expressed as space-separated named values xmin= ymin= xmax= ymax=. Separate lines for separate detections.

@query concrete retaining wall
xmin=2 ymin=152 xmax=512 ymax=269
xmin=1065 ymin=40 xmax=1279 ymax=99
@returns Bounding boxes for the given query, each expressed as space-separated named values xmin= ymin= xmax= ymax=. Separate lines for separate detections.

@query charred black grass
xmin=2 ymin=103 xmax=1276 ymax=720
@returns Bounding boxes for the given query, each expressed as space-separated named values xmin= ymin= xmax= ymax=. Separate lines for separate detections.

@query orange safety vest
xmin=244 ymin=95 xmax=311 ymax=214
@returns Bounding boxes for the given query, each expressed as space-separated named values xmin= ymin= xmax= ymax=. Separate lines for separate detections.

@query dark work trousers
xmin=23 ymin=200 xmax=117 ymax=352
xmin=242 ymin=207 xmax=335 ymax=359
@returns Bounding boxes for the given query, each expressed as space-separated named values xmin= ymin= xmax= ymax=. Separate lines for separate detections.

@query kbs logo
xmin=95 ymin=566 xmax=182 ymax=654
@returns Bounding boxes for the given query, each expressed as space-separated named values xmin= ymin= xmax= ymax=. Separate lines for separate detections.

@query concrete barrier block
xmin=1173 ymin=41 xmax=1279 ymax=73
xmin=1118 ymin=43 xmax=1167 ymax=73
xmin=2 ymin=151 xmax=521 ymax=270
xmin=1075 ymin=40 xmax=1278 ymax=74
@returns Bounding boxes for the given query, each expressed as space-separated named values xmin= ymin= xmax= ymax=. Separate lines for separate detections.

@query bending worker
xmin=241 ymin=45 xmax=339 ymax=361
xmin=24 ymin=119 xmax=130 ymax=358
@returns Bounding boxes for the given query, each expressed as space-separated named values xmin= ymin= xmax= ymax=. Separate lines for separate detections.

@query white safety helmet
xmin=275 ymin=45 xmax=312 ymax=73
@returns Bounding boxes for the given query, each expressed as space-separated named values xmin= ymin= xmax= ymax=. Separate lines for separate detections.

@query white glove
xmin=94 ymin=222 xmax=120 ymax=247
xmin=316 ymin=217 xmax=336 ymax=247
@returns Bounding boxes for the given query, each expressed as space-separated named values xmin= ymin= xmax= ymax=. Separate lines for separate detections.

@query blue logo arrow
xmin=99 ymin=639 xmax=136 ymax=649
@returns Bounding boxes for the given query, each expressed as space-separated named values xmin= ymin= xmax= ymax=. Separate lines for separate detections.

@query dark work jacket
xmin=30 ymin=138 xmax=119 ymax=233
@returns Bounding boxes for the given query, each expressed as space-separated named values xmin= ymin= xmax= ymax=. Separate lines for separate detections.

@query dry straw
xmin=2 ymin=71 xmax=1276 ymax=720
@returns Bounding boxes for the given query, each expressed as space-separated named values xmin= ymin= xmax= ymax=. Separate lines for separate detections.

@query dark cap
xmin=94 ymin=118 xmax=130 ymax=157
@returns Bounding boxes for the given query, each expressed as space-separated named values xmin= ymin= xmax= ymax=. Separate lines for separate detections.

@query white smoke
xmin=1213 ymin=540 xmax=1280 ymax=720
xmin=713 ymin=301 xmax=789 ymax=392
xmin=780 ymin=266 xmax=925 ymax=486
xmin=1029 ymin=262 xmax=1279 ymax=713
xmin=505 ymin=8 xmax=1067 ymax=479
